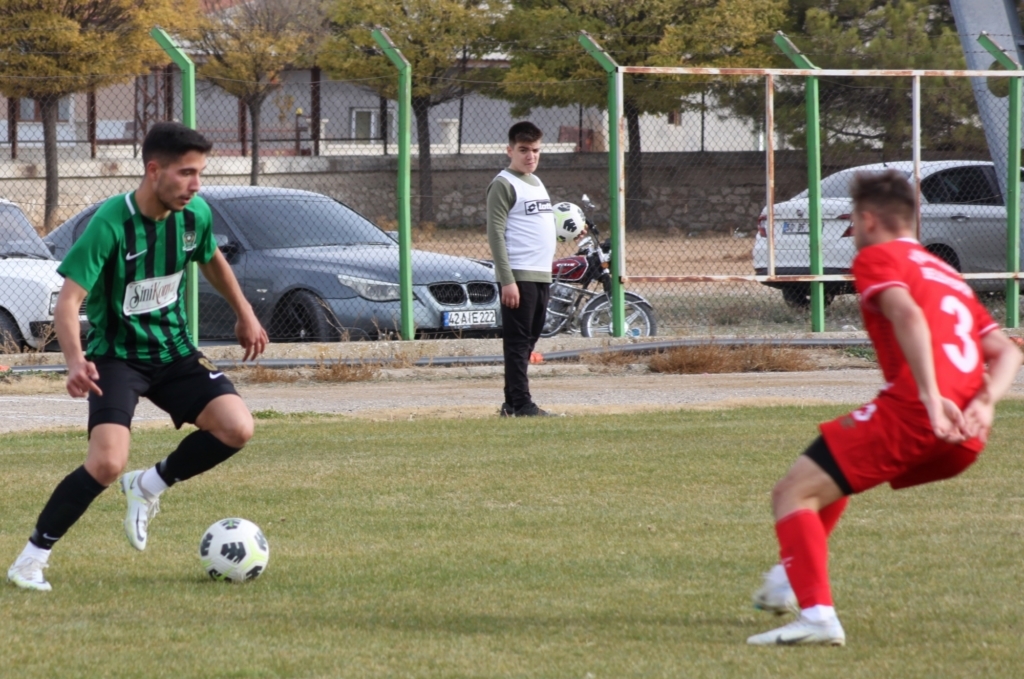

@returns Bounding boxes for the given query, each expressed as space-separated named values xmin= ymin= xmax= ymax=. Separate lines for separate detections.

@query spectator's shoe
xmin=7 ymin=555 xmax=51 ymax=592
xmin=501 ymin=402 xmax=560 ymax=417
xmin=746 ymin=615 xmax=846 ymax=646
xmin=120 ymin=470 xmax=160 ymax=551
xmin=752 ymin=564 xmax=799 ymax=615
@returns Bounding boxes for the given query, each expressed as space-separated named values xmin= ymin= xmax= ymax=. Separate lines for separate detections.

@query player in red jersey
xmin=747 ymin=169 xmax=1022 ymax=646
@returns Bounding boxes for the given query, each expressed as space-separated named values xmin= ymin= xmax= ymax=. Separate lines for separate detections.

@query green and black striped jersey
xmin=58 ymin=192 xmax=217 ymax=364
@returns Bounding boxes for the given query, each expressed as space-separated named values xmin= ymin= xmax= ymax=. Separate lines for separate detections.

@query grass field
xmin=3 ymin=405 xmax=1024 ymax=678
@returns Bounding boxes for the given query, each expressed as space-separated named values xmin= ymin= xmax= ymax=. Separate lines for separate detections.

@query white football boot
xmin=747 ymin=614 xmax=846 ymax=646
xmin=752 ymin=563 xmax=799 ymax=615
xmin=7 ymin=555 xmax=52 ymax=592
xmin=120 ymin=470 xmax=160 ymax=551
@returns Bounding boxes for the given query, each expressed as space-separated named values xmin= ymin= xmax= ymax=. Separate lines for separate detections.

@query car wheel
xmin=780 ymin=284 xmax=836 ymax=310
xmin=271 ymin=290 xmax=338 ymax=342
xmin=926 ymin=245 xmax=961 ymax=271
xmin=0 ymin=309 xmax=25 ymax=352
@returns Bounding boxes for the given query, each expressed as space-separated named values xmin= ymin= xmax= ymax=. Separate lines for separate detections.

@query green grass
xmin=3 ymin=405 xmax=1024 ymax=678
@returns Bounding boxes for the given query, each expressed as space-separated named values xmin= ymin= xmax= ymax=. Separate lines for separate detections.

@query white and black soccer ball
xmin=199 ymin=518 xmax=269 ymax=583
xmin=553 ymin=202 xmax=587 ymax=243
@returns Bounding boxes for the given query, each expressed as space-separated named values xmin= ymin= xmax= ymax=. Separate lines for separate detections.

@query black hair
xmin=141 ymin=122 xmax=213 ymax=165
xmin=508 ymin=121 xmax=543 ymax=145
xmin=850 ymin=169 xmax=916 ymax=231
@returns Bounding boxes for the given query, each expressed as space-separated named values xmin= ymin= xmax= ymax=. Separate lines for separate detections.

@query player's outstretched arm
xmin=876 ymin=286 xmax=965 ymax=443
xmin=962 ymin=330 xmax=1023 ymax=443
xmin=198 ymin=250 xmax=268 ymax=361
xmin=55 ymin=278 xmax=102 ymax=398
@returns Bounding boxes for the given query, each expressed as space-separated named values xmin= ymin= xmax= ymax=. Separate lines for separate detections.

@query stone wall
xmin=0 ymin=149 xmax=988 ymax=234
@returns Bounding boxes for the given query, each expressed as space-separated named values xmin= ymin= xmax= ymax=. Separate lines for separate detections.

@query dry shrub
xmin=312 ymin=359 xmax=381 ymax=382
xmin=581 ymin=350 xmax=638 ymax=368
xmin=245 ymin=364 xmax=299 ymax=384
xmin=648 ymin=344 xmax=812 ymax=374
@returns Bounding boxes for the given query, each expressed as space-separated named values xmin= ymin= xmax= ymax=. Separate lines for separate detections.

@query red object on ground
xmin=529 ymin=352 xmax=544 ymax=364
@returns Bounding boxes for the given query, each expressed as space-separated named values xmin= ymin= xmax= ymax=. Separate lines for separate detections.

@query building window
xmin=17 ymin=96 xmax=72 ymax=122
xmin=667 ymin=110 xmax=682 ymax=126
xmin=350 ymin=108 xmax=391 ymax=140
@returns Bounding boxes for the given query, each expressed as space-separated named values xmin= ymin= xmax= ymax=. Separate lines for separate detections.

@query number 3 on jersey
xmin=940 ymin=295 xmax=979 ymax=373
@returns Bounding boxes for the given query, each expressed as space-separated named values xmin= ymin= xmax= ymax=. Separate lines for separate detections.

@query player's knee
xmin=770 ymin=477 xmax=797 ymax=515
xmin=86 ymin=457 xmax=127 ymax=486
xmin=213 ymin=414 xmax=253 ymax=449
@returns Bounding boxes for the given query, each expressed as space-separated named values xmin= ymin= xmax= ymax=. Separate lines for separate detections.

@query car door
xmin=196 ymin=203 xmax=246 ymax=339
xmin=920 ymin=165 xmax=1005 ymax=276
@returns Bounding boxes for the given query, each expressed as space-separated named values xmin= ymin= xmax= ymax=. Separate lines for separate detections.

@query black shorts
xmin=802 ymin=435 xmax=854 ymax=496
xmin=87 ymin=353 xmax=238 ymax=433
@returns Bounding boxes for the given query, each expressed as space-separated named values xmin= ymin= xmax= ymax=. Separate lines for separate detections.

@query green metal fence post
xmin=579 ymin=31 xmax=625 ymax=337
xmin=978 ymin=32 xmax=1021 ymax=329
xmin=775 ymin=32 xmax=825 ymax=332
xmin=371 ymin=28 xmax=414 ymax=341
xmin=151 ymin=28 xmax=200 ymax=343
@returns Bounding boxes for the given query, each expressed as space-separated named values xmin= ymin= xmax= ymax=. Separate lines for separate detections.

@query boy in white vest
xmin=486 ymin=122 xmax=557 ymax=417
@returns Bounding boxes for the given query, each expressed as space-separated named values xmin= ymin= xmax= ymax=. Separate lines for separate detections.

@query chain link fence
xmin=0 ymin=56 xmax=1019 ymax=350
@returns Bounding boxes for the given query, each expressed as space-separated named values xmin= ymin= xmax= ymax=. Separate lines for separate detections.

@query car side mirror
xmin=215 ymin=234 xmax=240 ymax=262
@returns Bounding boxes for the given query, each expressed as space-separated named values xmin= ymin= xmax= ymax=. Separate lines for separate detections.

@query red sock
xmin=818 ymin=496 xmax=848 ymax=537
xmin=776 ymin=509 xmax=832 ymax=608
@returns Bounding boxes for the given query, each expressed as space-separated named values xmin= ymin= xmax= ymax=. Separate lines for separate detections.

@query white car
xmin=0 ymin=199 xmax=85 ymax=350
xmin=753 ymin=160 xmax=1015 ymax=307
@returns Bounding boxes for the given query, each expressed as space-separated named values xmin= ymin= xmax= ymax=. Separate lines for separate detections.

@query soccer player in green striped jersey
xmin=7 ymin=123 xmax=269 ymax=591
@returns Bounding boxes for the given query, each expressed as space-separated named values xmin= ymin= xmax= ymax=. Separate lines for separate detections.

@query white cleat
xmin=120 ymin=470 xmax=160 ymax=551
xmin=747 ymin=615 xmax=846 ymax=646
xmin=752 ymin=563 xmax=799 ymax=615
xmin=7 ymin=555 xmax=52 ymax=592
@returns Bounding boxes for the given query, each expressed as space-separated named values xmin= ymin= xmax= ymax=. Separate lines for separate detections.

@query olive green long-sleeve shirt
xmin=486 ymin=170 xmax=553 ymax=287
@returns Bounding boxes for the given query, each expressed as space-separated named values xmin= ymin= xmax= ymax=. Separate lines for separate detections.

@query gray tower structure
xmin=950 ymin=0 xmax=1024 ymax=197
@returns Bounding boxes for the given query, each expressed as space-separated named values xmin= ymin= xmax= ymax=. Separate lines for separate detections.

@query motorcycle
xmin=542 ymin=196 xmax=657 ymax=338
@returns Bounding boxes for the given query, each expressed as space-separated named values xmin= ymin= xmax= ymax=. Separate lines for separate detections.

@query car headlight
xmin=337 ymin=274 xmax=401 ymax=302
xmin=49 ymin=291 xmax=59 ymax=316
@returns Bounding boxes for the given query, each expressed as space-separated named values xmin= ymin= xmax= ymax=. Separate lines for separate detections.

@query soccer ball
xmin=198 ymin=518 xmax=269 ymax=583
xmin=553 ymin=202 xmax=587 ymax=242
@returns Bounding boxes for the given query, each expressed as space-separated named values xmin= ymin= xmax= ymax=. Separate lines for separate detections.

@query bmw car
xmin=45 ymin=187 xmax=501 ymax=341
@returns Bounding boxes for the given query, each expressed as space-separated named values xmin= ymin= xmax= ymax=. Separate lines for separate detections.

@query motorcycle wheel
xmin=580 ymin=292 xmax=657 ymax=338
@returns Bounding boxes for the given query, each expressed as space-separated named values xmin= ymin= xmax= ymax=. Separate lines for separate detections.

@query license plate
xmin=443 ymin=309 xmax=496 ymax=328
xmin=781 ymin=221 xmax=809 ymax=234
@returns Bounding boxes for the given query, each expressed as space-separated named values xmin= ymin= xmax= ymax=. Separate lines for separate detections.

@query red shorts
xmin=819 ymin=397 xmax=984 ymax=494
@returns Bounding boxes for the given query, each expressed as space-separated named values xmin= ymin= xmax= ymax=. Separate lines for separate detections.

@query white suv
xmin=0 ymin=200 xmax=85 ymax=350
xmin=753 ymin=160 xmax=1014 ymax=307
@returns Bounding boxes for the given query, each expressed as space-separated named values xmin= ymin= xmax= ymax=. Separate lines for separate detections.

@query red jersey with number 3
xmin=854 ymin=237 xmax=999 ymax=413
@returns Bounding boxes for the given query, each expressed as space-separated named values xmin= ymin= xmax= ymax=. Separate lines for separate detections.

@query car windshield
xmin=0 ymin=204 xmax=51 ymax=259
xmin=218 ymin=195 xmax=395 ymax=250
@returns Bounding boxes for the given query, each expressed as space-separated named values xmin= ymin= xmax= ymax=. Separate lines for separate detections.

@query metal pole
xmin=775 ymin=32 xmax=825 ymax=332
xmin=978 ymin=32 xmax=1021 ymax=328
xmin=151 ymin=27 xmax=200 ymax=343
xmin=765 ymin=75 xmax=776 ymax=277
xmin=372 ymin=28 xmax=415 ymax=340
xmin=912 ymin=75 xmax=922 ymax=239
xmin=579 ymin=31 xmax=625 ymax=336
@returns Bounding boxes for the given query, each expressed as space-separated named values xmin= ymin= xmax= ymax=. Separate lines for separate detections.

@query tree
xmin=496 ymin=0 xmax=784 ymax=230
xmin=0 ymin=0 xmax=197 ymax=231
xmin=192 ymin=0 xmax=326 ymax=185
xmin=721 ymin=1 xmax=987 ymax=160
xmin=321 ymin=0 xmax=495 ymax=224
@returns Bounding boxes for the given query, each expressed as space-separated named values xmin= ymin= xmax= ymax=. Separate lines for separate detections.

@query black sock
xmin=157 ymin=430 xmax=242 ymax=486
xmin=30 ymin=466 xmax=107 ymax=550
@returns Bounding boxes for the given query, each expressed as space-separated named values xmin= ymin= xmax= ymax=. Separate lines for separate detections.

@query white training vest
xmin=498 ymin=170 xmax=556 ymax=273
